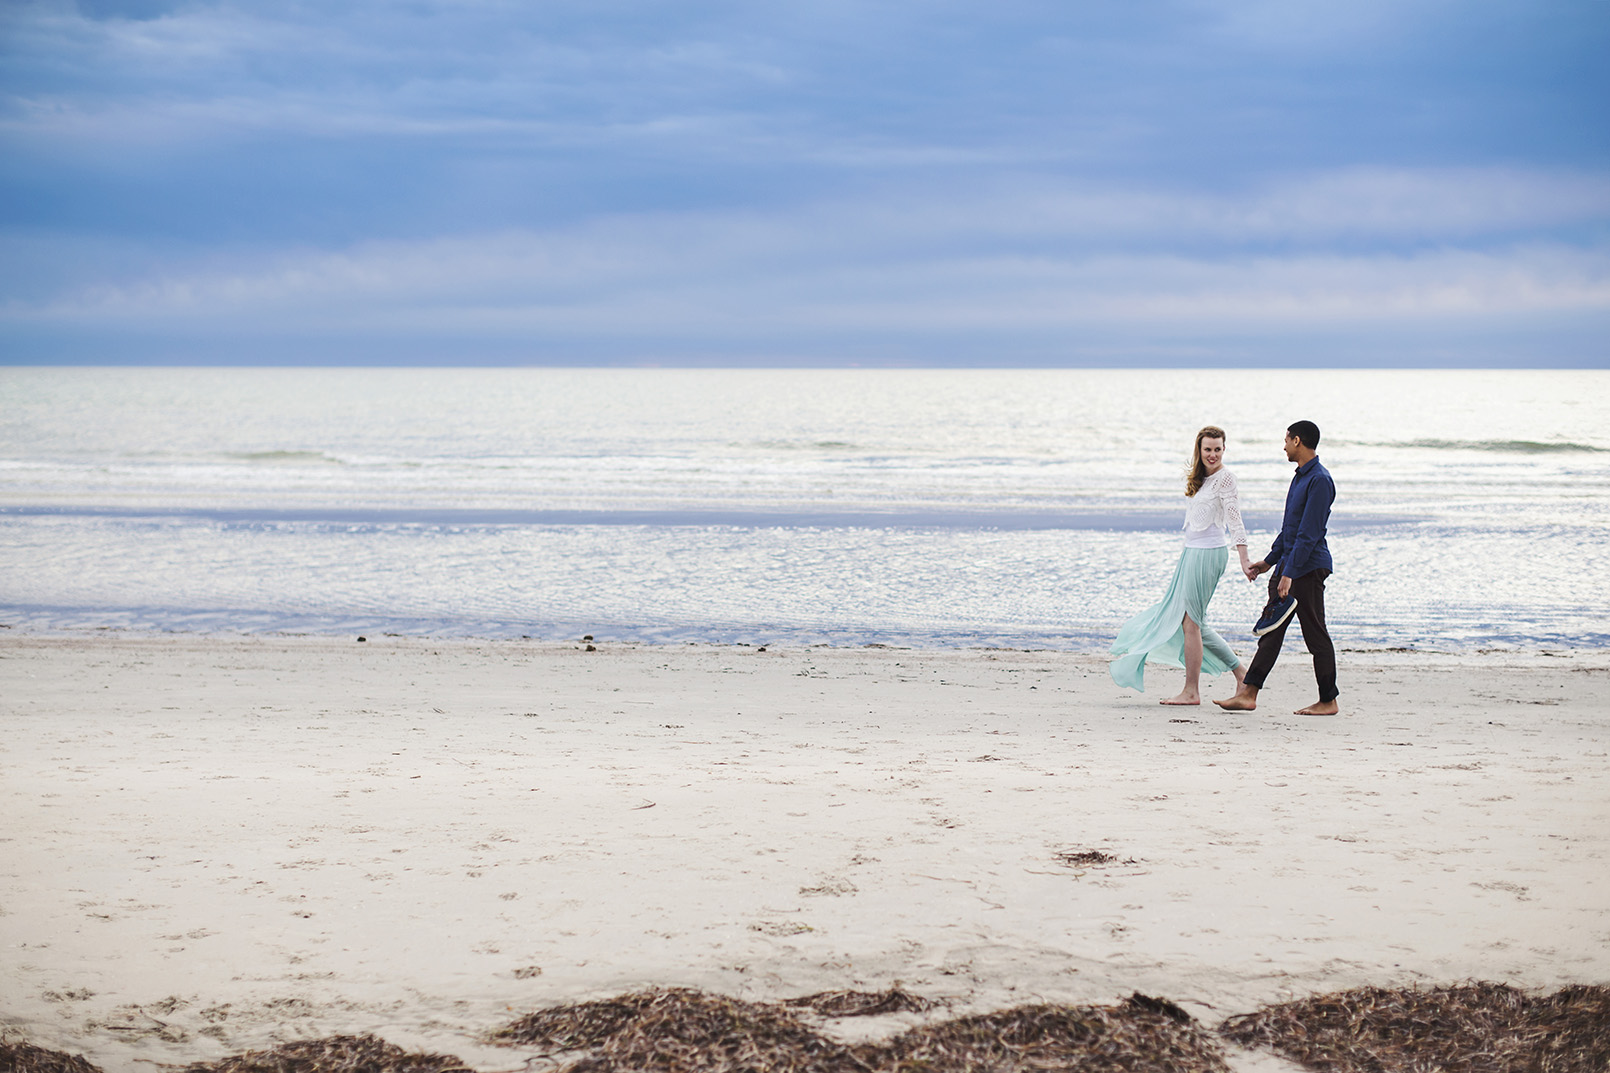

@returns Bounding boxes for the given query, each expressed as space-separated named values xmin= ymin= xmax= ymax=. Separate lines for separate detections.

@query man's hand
xmin=1245 ymin=559 xmax=1269 ymax=581
xmin=1277 ymin=575 xmax=1292 ymax=599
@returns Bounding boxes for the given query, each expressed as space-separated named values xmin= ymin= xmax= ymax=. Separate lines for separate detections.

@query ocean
xmin=2 ymin=367 xmax=1607 ymax=650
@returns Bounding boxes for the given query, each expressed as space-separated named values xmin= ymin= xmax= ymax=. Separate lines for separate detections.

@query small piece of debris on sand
xmin=1053 ymin=848 xmax=1134 ymax=868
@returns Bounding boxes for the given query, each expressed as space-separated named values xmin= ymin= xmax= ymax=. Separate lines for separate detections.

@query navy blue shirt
xmin=1266 ymin=456 xmax=1334 ymax=579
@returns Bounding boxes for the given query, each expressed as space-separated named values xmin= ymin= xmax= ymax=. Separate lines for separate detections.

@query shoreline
xmin=0 ymin=621 xmax=1592 ymax=658
xmin=2 ymin=634 xmax=1606 ymax=1071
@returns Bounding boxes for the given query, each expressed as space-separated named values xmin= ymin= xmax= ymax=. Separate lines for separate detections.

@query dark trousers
xmin=1245 ymin=569 xmax=1338 ymax=701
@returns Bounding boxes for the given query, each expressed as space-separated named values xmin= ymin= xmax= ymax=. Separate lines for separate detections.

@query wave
xmin=4 ymin=602 xmax=1604 ymax=651
xmin=226 ymin=450 xmax=345 ymax=464
xmin=745 ymin=440 xmax=862 ymax=451
xmin=1370 ymin=439 xmax=1608 ymax=454
xmin=0 ymin=504 xmax=1425 ymax=531
xmin=1 ymin=504 xmax=1192 ymax=531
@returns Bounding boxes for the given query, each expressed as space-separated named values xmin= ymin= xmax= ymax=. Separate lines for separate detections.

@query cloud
xmin=7 ymin=170 xmax=1605 ymax=355
xmin=2 ymin=0 xmax=1605 ymax=363
xmin=9 ymin=0 xmax=1599 ymax=166
xmin=839 ymin=168 xmax=1610 ymax=252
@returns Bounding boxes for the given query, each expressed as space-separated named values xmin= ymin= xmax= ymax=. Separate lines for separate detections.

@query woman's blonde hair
xmin=1185 ymin=426 xmax=1226 ymax=497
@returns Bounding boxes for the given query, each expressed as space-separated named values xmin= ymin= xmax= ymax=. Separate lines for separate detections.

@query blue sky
xmin=2 ymin=0 xmax=1607 ymax=365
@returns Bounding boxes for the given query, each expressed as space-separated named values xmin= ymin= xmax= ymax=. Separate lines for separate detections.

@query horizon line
xmin=4 ymin=360 xmax=1608 ymax=370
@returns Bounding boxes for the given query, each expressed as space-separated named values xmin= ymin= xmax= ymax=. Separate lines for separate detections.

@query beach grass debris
xmin=1124 ymin=992 xmax=1194 ymax=1025
xmin=175 ymin=1033 xmax=472 ymax=1073
xmin=864 ymin=996 xmax=1229 ymax=1073
xmin=1052 ymin=848 xmax=1135 ymax=868
xmin=493 ymin=986 xmax=1230 ymax=1072
xmin=1219 ymin=981 xmax=1610 ymax=1073
xmin=494 ymin=987 xmax=854 ymax=1071
xmin=0 ymin=1039 xmax=103 ymax=1073
xmin=20 ymin=981 xmax=1607 ymax=1073
xmin=782 ymin=989 xmax=936 ymax=1017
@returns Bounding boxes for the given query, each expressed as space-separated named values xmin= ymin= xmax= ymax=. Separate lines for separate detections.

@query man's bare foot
xmin=1295 ymin=699 xmax=1340 ymax=716
xmin=1160 ymin=691 xmax=1200 ymax=706
xmin=1214 ymin=687 xmax=1258 ymax=711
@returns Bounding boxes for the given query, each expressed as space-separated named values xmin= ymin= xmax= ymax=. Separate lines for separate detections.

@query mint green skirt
xmin=1109 ymin=545 xmax=1238 ymax=692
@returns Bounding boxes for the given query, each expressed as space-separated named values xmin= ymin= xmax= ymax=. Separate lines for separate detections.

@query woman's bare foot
xmin=1160 ymin=691 xmax=1201 ymax=705
xmin=1214 ymin=684 xmax=1258 ymax=711
xmin=1295 ymin=699 xmax=1340 ymax=716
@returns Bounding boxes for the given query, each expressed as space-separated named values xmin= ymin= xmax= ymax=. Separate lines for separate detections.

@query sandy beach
xmin=2 ymin=634 xmax=1606 ymax=1071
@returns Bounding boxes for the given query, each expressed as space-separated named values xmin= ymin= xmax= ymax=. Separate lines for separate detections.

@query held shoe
xmin=1253 ymin=595 xmax=1298 ymax=636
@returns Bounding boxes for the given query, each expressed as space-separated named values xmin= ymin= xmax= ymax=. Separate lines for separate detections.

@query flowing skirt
xmin=1109 ymin=544 xmax=1237 ymax=691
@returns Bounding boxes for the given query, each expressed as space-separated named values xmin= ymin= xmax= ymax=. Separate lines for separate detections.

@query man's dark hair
xmin=1287 ymin=420 xmax=1321 ymax=450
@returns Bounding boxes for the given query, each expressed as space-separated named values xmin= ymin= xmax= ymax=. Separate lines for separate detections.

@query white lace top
xmin=1182 ymin=468 xmax=1247 ymax=549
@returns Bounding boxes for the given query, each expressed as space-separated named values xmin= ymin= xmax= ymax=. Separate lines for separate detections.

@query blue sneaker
xmin=1253 ymin=595 xmax=1298 ymax=636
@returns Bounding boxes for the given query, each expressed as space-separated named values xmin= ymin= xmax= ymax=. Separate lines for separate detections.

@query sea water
xmin=2 ymin=367 xmax=1606 ymax=650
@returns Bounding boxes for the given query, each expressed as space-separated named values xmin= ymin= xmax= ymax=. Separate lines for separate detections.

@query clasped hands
xmin=1244 ymin=558 xmax=1292 ymax=597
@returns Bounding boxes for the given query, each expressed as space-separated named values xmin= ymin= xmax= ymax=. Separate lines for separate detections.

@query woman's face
xmin=1199 ymin=436 xmax=1225 ymax=472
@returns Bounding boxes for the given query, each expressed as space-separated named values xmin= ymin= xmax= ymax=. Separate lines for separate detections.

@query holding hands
xmin=1242 ymin=558 xmax=1288 ymax=596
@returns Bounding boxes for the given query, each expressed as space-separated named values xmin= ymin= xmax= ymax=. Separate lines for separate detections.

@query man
xmin=1215 ymin=420 xmax=1339 ymax=716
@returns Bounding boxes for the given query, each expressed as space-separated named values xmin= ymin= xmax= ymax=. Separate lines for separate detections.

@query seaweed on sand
xmin=176 ymin=1033 xmax=472 ymax=1073
xmin=1219 ymin=981 xmax=1610 ymax=1073
xmin=0 ymin=1039 xmax=103 ymax=1073
xmin=863 ymin=994 xmax=1229 ymax=1073
xmin=495 ymin=987 xmax=856 ymax=1072
xmin=783 ymin=990 xmax=936 ymax=1018
xmin=494 ymin=986 xmax=1231 ymax=1073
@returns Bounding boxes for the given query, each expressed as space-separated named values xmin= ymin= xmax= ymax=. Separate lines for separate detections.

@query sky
xmin=1 ymin=0 xmax=1607 ymax=366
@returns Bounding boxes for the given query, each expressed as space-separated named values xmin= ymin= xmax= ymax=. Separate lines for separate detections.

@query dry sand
xmin=1 ymin=634 xmax=1606 ymax=1071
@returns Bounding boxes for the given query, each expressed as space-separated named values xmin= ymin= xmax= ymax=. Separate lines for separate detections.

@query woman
xmin=1109 ymin=426 xmax=1250 ymax=704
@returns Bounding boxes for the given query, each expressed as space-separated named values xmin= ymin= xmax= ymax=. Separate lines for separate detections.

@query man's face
xmin=1283 ymin=432 xmax=1302 ymax=462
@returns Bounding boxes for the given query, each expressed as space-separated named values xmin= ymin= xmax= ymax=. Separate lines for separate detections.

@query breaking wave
xmin=1373 ymin=439 xmax=1608 ymax=454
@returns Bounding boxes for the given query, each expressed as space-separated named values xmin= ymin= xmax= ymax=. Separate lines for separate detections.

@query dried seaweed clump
xmin=1219 ymin=981 xmax=1610 ymax=1073
xmin=865 ymin=995 xmax=1229 ymax=1073
xmin=177 ymin=1033 xmax=471 ymax=1073
xmin=0 ymin=1040 xmax=103 ymax=1073
xmin=1053 ymin=849 xmax=1136 ymax=868
xmin=783 ymin=989 xmax=937 ymax=1018
xmin=495 ymin=987 xmax=856 ymax=1073
xmin=495 ymin=988 xmax=1229 ymax=1073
